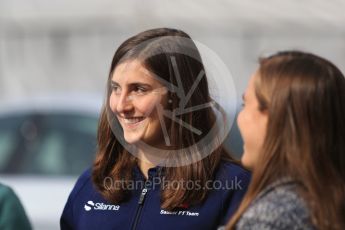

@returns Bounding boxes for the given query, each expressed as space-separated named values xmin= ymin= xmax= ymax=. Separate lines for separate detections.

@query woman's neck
xmin=135 ymin=142 xmax=168 ymax=179
xmin=138 ymin=159 xmax=156 ymax=179
xmin=136 ymin=148 xmax=157 ymax=179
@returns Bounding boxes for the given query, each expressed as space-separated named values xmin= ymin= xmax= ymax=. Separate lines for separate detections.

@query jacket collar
xmin=132 ymin=164 xmax=164 ymax=180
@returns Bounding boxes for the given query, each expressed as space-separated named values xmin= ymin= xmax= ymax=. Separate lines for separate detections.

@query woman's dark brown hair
xmin=227 ymin=51 xmax=345 ymax=229
xmin=92 ymin=28 xmax=235 ymax=210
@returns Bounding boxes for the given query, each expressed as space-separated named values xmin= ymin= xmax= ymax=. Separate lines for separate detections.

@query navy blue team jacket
xmin=60 ymin=161 xmax=250 ymax=230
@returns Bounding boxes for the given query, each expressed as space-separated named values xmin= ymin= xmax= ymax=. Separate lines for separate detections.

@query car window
xmin=0 ymin=116 xmax=26 ymax=170
xmin=0 ymin=112 xmax=98 ymax=175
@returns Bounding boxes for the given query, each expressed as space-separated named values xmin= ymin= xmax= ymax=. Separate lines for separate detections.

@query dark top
xmin=61 ymin=161 xmax=251 ymax=230
xmin=0 ymin=183 xmax=32 ymax=230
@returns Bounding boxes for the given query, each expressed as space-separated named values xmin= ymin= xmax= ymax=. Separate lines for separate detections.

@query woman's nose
xmin=116 ymin=92 xmax=134 ymax=113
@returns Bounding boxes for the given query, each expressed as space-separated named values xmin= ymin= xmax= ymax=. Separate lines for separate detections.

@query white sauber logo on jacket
xmin=160 ymin=210 xmax=199 ymax=216
xmin=84 ymin=200 xmax=120 ymax=212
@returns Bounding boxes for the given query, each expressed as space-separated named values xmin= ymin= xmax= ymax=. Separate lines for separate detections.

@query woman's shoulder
xmin=0 ymin=183 xmax=32 ymax=230
xmin=252 ymin=179 xmax=307 ymax=209
xmin=237 ymin=180 xmax=314 ymax=229
xmin=68 ymin=168 xmax=94 ymax=202
xmin=0 ymin=183 xmax=13 ymax=198
xmin=0 ymin=183 xmax=20 ymax=205
xmin=216 ymin=160 xmax=251 ymax=182
xmin=75 ymin=168 xmax=92 ymax=188
xmin=0 ymin=183 xmax=23 ymax=205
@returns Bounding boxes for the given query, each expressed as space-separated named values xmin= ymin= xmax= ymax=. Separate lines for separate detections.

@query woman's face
xmin=237 ymin=73 xmax=268 ymax=169
xmin=109 ymin=60 xmax=168 ymax=146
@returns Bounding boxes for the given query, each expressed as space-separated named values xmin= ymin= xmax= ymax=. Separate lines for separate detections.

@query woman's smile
xmin=118 ymin=116 xmax=147 ymax=128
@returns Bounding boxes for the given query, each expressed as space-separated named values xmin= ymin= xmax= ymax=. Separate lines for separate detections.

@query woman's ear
xmin=167 ymin=92 xmax=176 ymax=110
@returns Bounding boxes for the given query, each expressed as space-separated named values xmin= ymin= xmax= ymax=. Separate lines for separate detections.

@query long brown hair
xmin=227 ymin=51 xmax=345 ymax=229
xmin=92 ymin=28 xmax=236 ymax=210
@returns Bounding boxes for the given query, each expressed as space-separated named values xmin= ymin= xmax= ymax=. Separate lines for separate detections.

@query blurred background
xmin=0 ymin=0 xmax=344 ymax=229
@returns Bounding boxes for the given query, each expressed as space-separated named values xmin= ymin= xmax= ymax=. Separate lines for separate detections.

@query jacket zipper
xmin=131 ymin=187 xmax=148 ymax=230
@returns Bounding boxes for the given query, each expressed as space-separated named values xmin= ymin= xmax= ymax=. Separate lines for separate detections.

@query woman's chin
xmin=123 ymin=134 xmax=142 ymax=144
xmin=240 ymin=151 xmax=254 ymax=170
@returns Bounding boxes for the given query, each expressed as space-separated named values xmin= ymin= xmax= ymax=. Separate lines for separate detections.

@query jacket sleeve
xmin=0 ymin=184 xmax=32 ymax=230
xmin=60 ymin=192 xmax=74 ymax=230
xmin=60 ymin=169 xmax=91 ymax=230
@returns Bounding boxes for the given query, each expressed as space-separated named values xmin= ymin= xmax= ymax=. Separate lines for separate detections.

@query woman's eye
xmin=134 ymin=87 xmax=148 ymax=94
xmin=111 ymin=85 xmax=121 ymax=94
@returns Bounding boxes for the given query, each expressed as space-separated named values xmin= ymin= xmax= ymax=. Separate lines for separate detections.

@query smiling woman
xmin=60 ymin=28 xmax=250 ymax=230
xmin=109 ymin=60 xmax=169 ymax=146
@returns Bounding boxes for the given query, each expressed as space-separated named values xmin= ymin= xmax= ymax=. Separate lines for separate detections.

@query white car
xmin=0 ymin=95 xmax=102 ymax=230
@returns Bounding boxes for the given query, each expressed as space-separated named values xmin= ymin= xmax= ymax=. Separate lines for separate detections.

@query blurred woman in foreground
xmin=227 ymin=51 xmax=345 ymax=229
